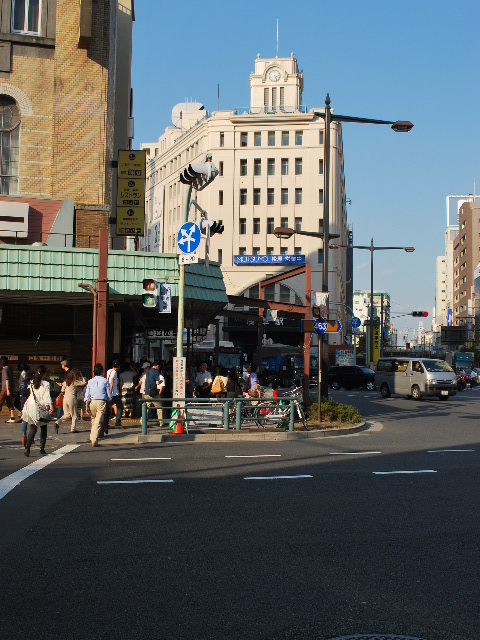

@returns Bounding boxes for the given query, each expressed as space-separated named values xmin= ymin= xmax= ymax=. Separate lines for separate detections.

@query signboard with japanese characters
xmin=116 ymin=150 xmax=146 ymax=236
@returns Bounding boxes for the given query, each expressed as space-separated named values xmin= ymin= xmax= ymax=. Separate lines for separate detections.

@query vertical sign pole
xmin=177 ymin=185 xmax=193 ymax=359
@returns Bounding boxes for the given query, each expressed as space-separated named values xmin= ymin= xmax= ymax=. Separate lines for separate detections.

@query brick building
xmin=0 ymin=0 xmax=135 ymax=247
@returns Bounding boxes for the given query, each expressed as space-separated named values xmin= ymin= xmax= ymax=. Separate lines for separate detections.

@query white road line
xmin=427 ymin=449 xmax=475 ymax=453
xmin=111 ymin=457 xmax=172 ymax=461
xmin=0 ymin=445 xmax=80 ymax=501
xmin=373 ymin=470 xmax=437 ymax=475
xmin=244 ymin=475 xmax=312 ymax=480
xmin=225 ymin=455 xmax=282 ymax=458
xmin=97 ymin=479 xmax=174 ymax=485
xmin=330 ymin=451 xmax=381 ymax=455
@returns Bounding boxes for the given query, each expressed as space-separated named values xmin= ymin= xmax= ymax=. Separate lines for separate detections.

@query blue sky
xmin=131 ymin=0 xmax=480 ymax=336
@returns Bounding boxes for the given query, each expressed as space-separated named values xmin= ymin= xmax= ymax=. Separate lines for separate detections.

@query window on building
xmin=264 ymin=284 xmax=275 ymax=300
xmin=318 ymin=248 xmax=323 ymax=264
xmin=268 ymin=131 xmax=275 ymax=146
xmin=319 ymin=189 xmax=324 ymax=204
xmin=218 ymin=249 xmax=222 ymax=264
xmin=281 ymin=131 xmax=289 ymax=146
xmin=219 ymin=161 xmax=224 ymax=176
xmin=267 ymin=218 xmax=274 ymax=234
xmin=0 ymin=97 xmax=20 ymax=195
xmin=295 ymin=130 xmax=303 ymax=145
xmin=266 ymin=247 xmax=274 ymax=255
xmin=295 ymin=217 xmax=302 ymax=232
xmin=254 ymin=158 xmax=261 ymax=176
xmin=240 ymin=159 xmax=247 ymax=176
xmin=267 ymin=158 xmax=275 ymax=175
xmin=295 ymin=158 xmax=302 ymax=175
xmin=254 ymin=188 xmax=260 ymax=205
xmin=294 ymin=247 xmax=302 ymax=256
xmin=219 ymin=190 xmax=224 ymax=205
xmin=281 ymin=216 xmax=288 ymax=228
xmin=239 ymin=247 xmax=246 ymax=255
xmin=240 ymin=132 xmax=248 ymax=147
xmin=267 ymin=188 xmax=274 ymax=205
xmin=253 ymin=218 xmax=260 ymax=234
xmin=319 ymin=159 xmax=324 ymax=174
xmin=220 ymin=132 xmax=224 ymax=147
xmin=281 ymin=188 xmax=288 ymax=205
xmin=295 ymin=188 xmax=302 ymax=205
xmin=240 ymin=189 xmax=247 ymax=205
xmin=253 ymin=247 xmax=260 ymax=256
xmin=12 ymin=0 xmax=41 ymax=34
xmin=319 ymin=130 xmax=324 ymax=144
xmin=281 ymin=158 xmax=289 ymax=176
xmin=280 ymin=247 xmax=288 ymax=256
xmin=239 ymin=218 xmax=246 ymax=234
xmin=254 ymin=132 xmax=261 ymax=146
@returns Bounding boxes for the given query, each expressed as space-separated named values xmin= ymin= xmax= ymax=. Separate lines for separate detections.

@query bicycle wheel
xmin=254 ymin=402 xmax=286 ymax=427
xmin=296 ymin=401 xmax=308 ymax=428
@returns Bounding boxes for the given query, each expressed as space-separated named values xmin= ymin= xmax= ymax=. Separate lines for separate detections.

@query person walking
xmin=194 ymin=362 xmax=212 ymax=398
xmin=18 ymin=368 xmax=34 ymax=446
xmin=55 ymin=368 xmax=86 ymax=433
xmin=144 ymin=361 xmax=164 ymax=422
xmin=84 ymin=363 xmax=112 ymax=448
xmin=24 ymin=365 xmax=54 ymax=457
xmin=119 ymin=360 xmax=136 ymax=418
xmin=0 ymin=356 xmax=16 ymax=423
xmin=55 ymin=359 xmax=70 ymax=423
xmin=106 ymin=360 xmax=123 ymax=429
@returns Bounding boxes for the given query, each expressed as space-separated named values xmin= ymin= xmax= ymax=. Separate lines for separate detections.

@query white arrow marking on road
xmin=0 ymin=445 xmax=80 ymax=501
xmin=244 ymin=475 xmax=312 ymax=480
xmin=373 ymin=470 xmax=437 ymax=475
xmin=97 ymin=479 xmax=174 ymax=484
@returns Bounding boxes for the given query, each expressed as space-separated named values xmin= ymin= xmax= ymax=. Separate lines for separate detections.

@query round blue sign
xmin=351 ymin=317 xmax=362 ymax=330
xmin=313 ymin=319 xmax=327 ymax=335
xmin=177 ymin=222 xmax=201 ymax=254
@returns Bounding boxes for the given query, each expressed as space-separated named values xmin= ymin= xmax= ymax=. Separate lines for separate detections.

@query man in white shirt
xmin=194 ymin=362 xmax=212 ymax=398
xmin=106 ymin=360 xmax=123 ymax=429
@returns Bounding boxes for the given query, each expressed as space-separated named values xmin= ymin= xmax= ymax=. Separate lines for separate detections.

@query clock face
xmin=269 ymin=69 xmax=281 ymax=82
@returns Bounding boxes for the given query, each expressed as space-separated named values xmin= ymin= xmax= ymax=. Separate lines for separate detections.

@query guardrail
xmin=140 ymin=396 xmax=297 ymax=434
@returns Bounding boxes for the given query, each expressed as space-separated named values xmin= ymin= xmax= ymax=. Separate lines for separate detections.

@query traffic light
xmin=142 ymin=279 xmax=157 ymax=308
xmin=412 ymin=311 xmax=428 ymax=317
xmin=179 ymin=159 xmax=218 ymax=191
xmin=200 ymin=218 xmax=224 ymax=236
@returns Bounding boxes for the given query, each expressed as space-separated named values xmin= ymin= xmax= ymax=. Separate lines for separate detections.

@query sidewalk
xmin=0 ymin=414 xmax=367 ymax=446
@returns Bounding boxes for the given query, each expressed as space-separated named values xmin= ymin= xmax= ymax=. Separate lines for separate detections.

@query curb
xmin=137 ymin=421 xmax=367 ymax=443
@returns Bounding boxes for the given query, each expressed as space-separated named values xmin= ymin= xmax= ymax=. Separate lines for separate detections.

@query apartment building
xmin=453 ymin=200 xmax=480 ymax=326
xmin=141 ymin=52 xmax=348 ymax=346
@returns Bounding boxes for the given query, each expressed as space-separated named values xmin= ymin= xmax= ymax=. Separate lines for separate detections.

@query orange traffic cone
xmin=172 ymin=415 xmax=184 ymax=435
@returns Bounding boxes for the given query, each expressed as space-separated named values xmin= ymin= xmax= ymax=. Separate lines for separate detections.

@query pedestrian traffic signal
xmin=412 ymin=311 xmax=428 ymax=317
xmin=200 ymin=219 xmax=224 ymax=236
xmin=142 ymin=279 xmax=157 ymax=308
xmin=179 ymin=158 xmax=218 ymax=191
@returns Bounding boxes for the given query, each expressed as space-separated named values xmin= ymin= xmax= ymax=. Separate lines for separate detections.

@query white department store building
xmin=140 ymin=52 xmax=349 ymax=346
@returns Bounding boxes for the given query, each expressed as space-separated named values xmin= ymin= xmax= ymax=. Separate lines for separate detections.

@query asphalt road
xmin=1 ymin=387 xmax=479 ymax=640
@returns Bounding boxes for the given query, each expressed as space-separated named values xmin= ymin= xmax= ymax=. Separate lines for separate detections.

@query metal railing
xmin=140 ymin=396 xmax=298 ymax=434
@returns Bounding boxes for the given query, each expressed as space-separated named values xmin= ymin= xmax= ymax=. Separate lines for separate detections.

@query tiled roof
xmin=0 ymin=196 xmax=65 ymax=245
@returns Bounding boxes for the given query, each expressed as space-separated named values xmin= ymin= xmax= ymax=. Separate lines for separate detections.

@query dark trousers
xmin=111 ymin=394 xmax=123 ymax=425
xmin=26 ymin=420 xmax=48 ymax=450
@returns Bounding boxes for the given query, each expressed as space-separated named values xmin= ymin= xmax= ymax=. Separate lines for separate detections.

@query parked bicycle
xmin=253 ymin=387 xmax=308 ymax=429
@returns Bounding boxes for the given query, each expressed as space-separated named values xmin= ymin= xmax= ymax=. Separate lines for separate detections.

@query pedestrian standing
xmin=119 ymin=359 xmax=136 ymax=418
xmin=55 ymin=368 xmax=86 ymax=433
xmin=55 ymin=359 xmax=70 ymax=422
xmin=24 ymin=365 xmax=54 ymax=457
xmin=84 ymin=363 xmax=112 ymax=448
xmin=0 ymin=356 xmax=16 ymax=423
xmin=194 ymin=362 xmax=212 ymax=398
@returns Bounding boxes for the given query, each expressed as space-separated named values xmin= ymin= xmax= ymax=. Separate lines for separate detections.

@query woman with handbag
xmin=23 ymin=365 xmax=54 ymax=457
xmin=211 ymin=367 xmax=228 ymax=398
xmin=55 ymin=368 xmax=86 ymax=433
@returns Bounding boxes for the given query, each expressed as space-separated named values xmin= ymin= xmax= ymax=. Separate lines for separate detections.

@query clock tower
xmin=249 ymin=52 xmax=304 ymax=113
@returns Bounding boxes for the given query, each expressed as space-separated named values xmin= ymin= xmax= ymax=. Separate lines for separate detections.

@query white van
xmin=375 ymin=357 xmax=457 ymax=400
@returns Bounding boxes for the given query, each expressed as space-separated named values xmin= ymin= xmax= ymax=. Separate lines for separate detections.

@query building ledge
xmin=0 ymin=32 xmax=55 ymax=48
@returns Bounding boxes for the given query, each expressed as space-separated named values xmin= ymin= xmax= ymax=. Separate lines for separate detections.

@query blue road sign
xmin=351 ymin=317 xmax=362 ymax=330
xmin=177 ymin=222 xmax=201 ymax=254
xmin=313 ymin=320 xmax=328 ymax=335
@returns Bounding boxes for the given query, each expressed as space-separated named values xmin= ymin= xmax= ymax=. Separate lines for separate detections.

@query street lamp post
xmin=330 ymin=240 xmax=415 ymax=367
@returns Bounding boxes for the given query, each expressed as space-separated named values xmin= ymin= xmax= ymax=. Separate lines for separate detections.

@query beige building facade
xmin=453 ymin=201 xmax=480 ymax=326
xmin=141 ymin=52 xmax=348 ymax=344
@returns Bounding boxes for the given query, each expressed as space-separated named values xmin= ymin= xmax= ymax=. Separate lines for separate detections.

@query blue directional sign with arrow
xmin=177 ymin=222 xmax=201 ymax=254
